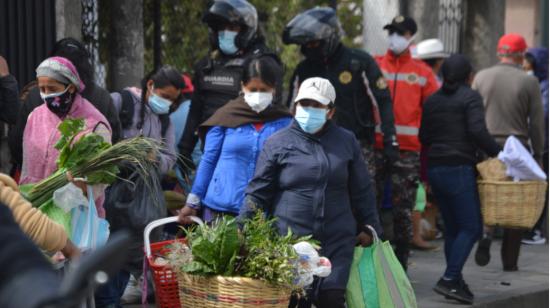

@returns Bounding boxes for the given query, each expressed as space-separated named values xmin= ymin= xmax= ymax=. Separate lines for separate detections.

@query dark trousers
xmin=288 ymin=289 xmax=345 ymax=308
xmin=94 ymin=269 xmax=131 ymax=308
xmin=428 ymin=165 xmax=483 ymax=280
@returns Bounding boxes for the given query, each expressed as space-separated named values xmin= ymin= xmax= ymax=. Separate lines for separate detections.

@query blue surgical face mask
xmin=218 ymin=30 xmax=239 ymax=55
xmin=295 ymin=105 xmax=328 ymax=134
xmin=148 ymin=91 xmax=172 ymax=115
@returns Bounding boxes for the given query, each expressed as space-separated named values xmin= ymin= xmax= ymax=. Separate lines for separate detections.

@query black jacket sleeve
xmin=465 ymin=91 xmax=501 ymax=156
xmin=178 ymin=67 xmax=203 ymax=158
xmin=9 ymin=87 xmax=42 ymax=166
xmin=0 ymin=75 xmax=20 ymax=125
xmin=362 ymin=54 xmax=396 ymax=145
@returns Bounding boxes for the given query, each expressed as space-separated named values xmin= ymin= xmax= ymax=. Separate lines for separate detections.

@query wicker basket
xmin=478 ymin=180 xmax=547 ymax=229
xmin=177 ymin=272 xmax=291 ymax=308
xmin=476 ymin=158 xmax=509 ymax=181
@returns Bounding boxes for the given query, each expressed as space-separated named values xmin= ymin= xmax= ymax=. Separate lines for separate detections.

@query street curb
xmin=472 ymin=285 xmax=548 ymax=308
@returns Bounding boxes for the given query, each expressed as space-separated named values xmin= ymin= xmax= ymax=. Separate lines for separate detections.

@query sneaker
xmin=475 ymin=237 xmax=492 ymax=266
xmin=433 ymin=278 xmax=474 ymax=305
xmin=522 ymin=230 xmax=546 ymax=245
xmin=121 ymin=275 xmax=142 ymax=304
xmin=459 ymin=278 xmax=473 ymax=298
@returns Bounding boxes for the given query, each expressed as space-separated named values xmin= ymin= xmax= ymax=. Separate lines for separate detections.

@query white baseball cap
xmin=294 ymin=77 xmax=336 ymax=106
xmin=414 ymin=38 xmax=449 ymax=59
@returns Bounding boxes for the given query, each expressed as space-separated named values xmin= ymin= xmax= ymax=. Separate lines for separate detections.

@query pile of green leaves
xmin=55 ymin=118 xmax=118 ymax=184
xmin=176 ymin=212 xmax=317 ymax=290
xmin=181 ymin=216 xmax=240 ymax=276
xmin=240 ymin=212 xmax=316 ymax=288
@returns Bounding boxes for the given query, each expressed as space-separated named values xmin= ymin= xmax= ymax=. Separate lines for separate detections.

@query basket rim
xmin=477 ymin=180 xmax=548 ymax=185
xmin=178 ymin=271 xmax=292 ymax=290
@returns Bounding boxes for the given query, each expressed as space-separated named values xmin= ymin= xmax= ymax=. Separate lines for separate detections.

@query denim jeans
xmin=427 ymin=165 xmax=483 ymax=280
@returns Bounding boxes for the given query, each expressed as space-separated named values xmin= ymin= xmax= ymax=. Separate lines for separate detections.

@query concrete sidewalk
xmin=409 ymin=239 xmax=549 ymax=308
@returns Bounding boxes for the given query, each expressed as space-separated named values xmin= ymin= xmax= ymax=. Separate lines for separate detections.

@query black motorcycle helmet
xmin=283 ymin=7 xmax=342 ymax=59
xmin=203 ymin=0 xmax=258 ymax=52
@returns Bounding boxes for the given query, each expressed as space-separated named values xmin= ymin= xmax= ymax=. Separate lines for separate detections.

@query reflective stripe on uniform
xmin=376 ymin=124 xmax=419 ymax=136
xmin=383 ymin=72 xmax=427 ymax=86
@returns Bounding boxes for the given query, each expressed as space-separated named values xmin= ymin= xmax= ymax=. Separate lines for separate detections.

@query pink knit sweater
xmin=21 ymin=94 xmax=112 ymax=217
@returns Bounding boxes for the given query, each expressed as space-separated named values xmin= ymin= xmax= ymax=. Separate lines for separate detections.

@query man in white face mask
xmin=374 ymin=15 xmax=440 ymax=271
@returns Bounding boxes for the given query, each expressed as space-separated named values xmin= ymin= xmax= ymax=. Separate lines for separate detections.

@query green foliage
xmin=54 ymin=118 xmax=118 ymax=185
xmin=55 ymin=117 xmax=86 ymax=169
xmin=182 ymin=216 xmax=241 ymax=276
xmin=177 ymin=212 xmax=318 ymax=289
xmin=240 ymin=212 xmax=312 ymax=287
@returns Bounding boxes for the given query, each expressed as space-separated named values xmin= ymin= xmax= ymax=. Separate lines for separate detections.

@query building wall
xmin=505 ymin=0 xmax=540 ymax=46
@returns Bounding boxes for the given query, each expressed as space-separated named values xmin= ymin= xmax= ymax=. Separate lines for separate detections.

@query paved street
xmin=410 ymin=239 xmax=549 ymax=308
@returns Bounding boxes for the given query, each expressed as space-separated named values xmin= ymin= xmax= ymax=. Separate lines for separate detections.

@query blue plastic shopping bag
xmin=70 ymin=186 xmax=110 ymax=250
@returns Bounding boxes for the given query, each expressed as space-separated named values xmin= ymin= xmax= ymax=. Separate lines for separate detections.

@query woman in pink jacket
xmin=20 ymin=56 xmax=111 ymax=217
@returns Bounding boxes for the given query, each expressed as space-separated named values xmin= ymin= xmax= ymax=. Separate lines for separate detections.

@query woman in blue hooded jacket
xmin=178 ymin=56 xmax=291 ymax=223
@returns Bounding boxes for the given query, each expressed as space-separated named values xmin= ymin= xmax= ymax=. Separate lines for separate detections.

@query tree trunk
xmin=109 ymin=0 xmax=144 ymax=91
xmin=463 ymin=0 xmax=504 ymax=70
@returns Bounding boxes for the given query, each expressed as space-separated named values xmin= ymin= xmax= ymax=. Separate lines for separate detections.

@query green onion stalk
xmin=25 ymin=137 xmax=167 ymax=208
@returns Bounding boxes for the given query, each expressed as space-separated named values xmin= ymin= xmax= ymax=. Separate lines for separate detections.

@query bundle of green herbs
xmin=22 ymin=118 xmax=165 ymax=207
xmin=170 ymin=212 xmax=318 ymax=291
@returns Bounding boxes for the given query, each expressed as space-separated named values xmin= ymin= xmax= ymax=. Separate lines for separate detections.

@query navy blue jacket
xmin=240 ymin=120 xmax=381 ymax=290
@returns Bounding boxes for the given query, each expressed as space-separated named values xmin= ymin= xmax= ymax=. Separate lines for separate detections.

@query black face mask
xmin=300 ymin=45 xmax=325 ymax=62
xmin=41 ymin=87 xmax=75 ymax=117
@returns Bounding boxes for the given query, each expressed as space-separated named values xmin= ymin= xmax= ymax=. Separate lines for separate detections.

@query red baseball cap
xmin=497 ymin=33 xmax=527 ymax=56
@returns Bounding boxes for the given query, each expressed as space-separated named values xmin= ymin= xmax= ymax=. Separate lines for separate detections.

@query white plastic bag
xmin=497 ymin=136 xmax=547 ymax=181
xmin=53 ymin=182 xmax=88 ymax=213
xmin=70 ymin=185 xmax=110 ymax=251
xmin=292 ymin=242 xmax=332 ymax=287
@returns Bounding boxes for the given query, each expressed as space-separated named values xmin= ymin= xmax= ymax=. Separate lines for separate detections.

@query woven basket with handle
xmin=478 ymin=180 xmax=547 ymax=229
xmin=177 ymin=272 xmax=291 ymax=308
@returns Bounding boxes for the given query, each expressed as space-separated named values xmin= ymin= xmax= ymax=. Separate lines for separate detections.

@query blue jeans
xmin=428 ymin=165 xmax=483 ymax=280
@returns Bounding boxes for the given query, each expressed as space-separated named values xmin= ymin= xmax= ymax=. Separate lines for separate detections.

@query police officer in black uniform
xmin=283 ymin=7 xmax=398 ymax=180
xmin=178 ymin=0 xmax=281 ymax=168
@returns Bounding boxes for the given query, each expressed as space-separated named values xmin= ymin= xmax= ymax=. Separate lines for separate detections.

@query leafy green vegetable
xmin=25 ymin=118 xmax=163 ymax=208
xmin=240 ymin=212 xmax=316 ymax=288
xmin=182 ymin=216 xmax=241 ymax=276
xmin=55 ymin=118 xmax=85 ymax=151
xmin=53 ymin=118 xmax=118 ymax=185
xmin=173 ymin=212 xmax=318 ymax=291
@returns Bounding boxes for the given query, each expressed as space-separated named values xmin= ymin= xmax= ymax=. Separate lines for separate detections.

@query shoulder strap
xmin=119 ymin=90 xmax=135 ymax=129
xmin=92 ymin=120 xmax=109 ymax=133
